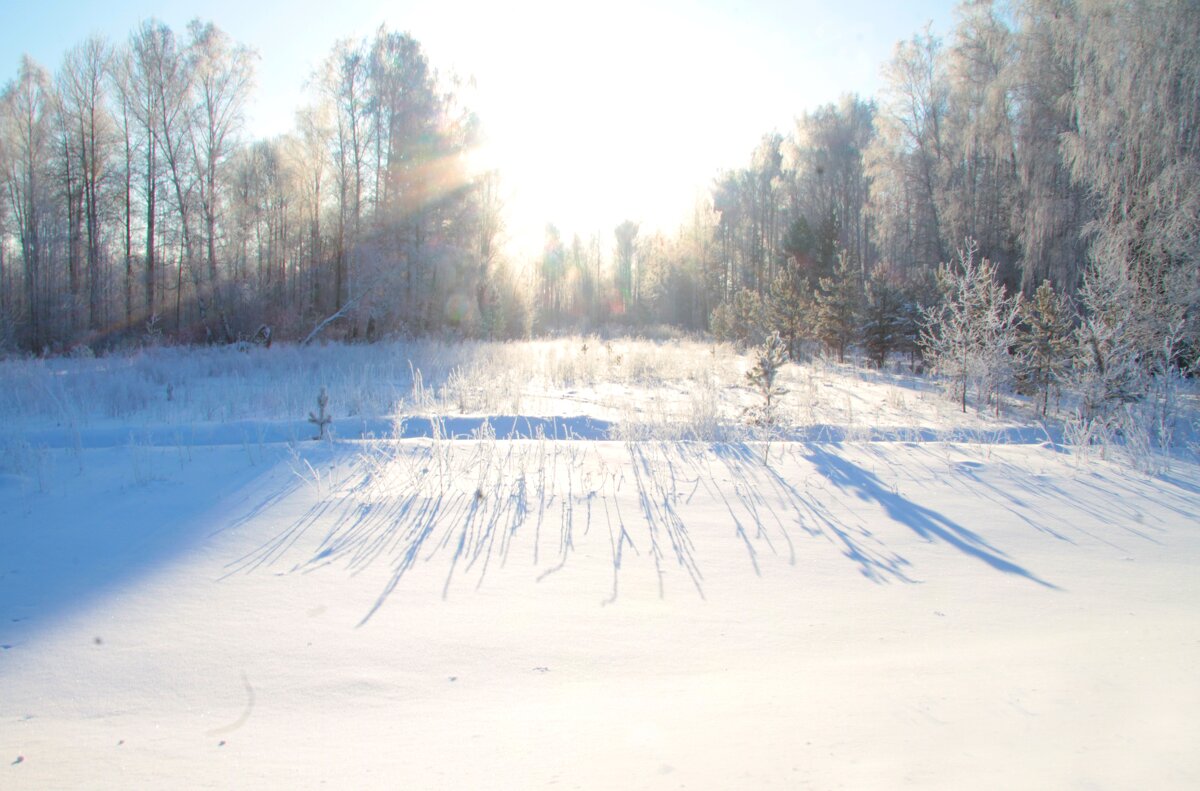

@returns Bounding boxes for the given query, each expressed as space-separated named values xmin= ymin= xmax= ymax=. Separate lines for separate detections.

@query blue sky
xmin=3 ymin=0 xmax=957 ymax=249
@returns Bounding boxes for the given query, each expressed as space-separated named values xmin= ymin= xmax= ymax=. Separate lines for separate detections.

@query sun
xmin=438 ymin=7 xmax=717 ymax=258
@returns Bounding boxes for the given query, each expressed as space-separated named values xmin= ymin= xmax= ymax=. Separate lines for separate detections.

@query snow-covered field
xmin=2 ymin=338 xmax=1199 ymax=789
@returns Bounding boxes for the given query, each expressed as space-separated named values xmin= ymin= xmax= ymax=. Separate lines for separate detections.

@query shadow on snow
xmin=802 ymin=444 xmax=1059 ymax=589
xmin=226 ymin=438 xmax=1070 ymax=626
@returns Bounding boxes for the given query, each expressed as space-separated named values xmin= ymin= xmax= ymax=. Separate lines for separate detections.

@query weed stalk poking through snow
xmin=309 ymin=387 xmax=332 ymax=440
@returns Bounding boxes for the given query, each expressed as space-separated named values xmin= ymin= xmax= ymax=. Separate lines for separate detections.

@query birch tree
xmin=57 ymin=36 xmax=114 ymax=332
xmin=186 ymin=20 xmax=255 ymax=331
xmin=867 ymin=26 xmax=951 ymax=272
xmin=1 ymin=57 xmax=53 ymax=348
xmin=1061 ymin=0 xmax=1200 ymax=367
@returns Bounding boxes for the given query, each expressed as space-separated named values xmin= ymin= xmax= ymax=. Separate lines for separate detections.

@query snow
xmin=2 ymin=338 xmax=1199 ymax=788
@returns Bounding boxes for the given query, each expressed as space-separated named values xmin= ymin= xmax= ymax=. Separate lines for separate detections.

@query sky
xmin=2 ymin=0 xmax=957 ymax=256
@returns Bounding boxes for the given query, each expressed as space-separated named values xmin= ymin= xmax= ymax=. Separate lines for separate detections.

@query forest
xmin=0 ymin=0 xmax=1197 ymax=388
xmin=4 ymin=4 xmax=1200 ymax=783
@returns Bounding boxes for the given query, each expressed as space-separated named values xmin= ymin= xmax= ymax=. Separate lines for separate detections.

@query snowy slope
xmin=2 ymin=340 xmax=1198 ymax=789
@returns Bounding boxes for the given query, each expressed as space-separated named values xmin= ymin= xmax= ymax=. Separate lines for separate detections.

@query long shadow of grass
xmin=627 ymin=442 xmax=705 ymax=599
xmin=803 ymin=444 xmax=1058 ymax=589
xmin=709 ymin=443 xmax=914 ymax=583
xmin=226 ymin=438 xmax=1066 ymax=626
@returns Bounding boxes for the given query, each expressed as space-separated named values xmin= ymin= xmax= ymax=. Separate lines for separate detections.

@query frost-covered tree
xmin=866 ymin=25 xmax=950 ymax=272
xmin=941 ymin=0 xmax=1021 ymax=287
xmin=786 ymin=95 xmax=876 ymax=274
xmin=1060 ymin=0 xmax=1200 ymax=367
xmin=1071 ymin=261 xmax=1152 ymax=422
xmin=186 ymin=20 xmax=255 ymax=328
xmin=921 ymin=241 xmax=1021 ymax=413
xmin=56 ymin=36 xmax=114 ymax=334
xmin=614 ymin=219 xmax=639 ymax=313
xmin=710 ymin=287 xmax=766 ymax=349
xmin=745 ymin=330 xmax=789 ymax=426
xmin=0 ymin=57 xmax=53 ymax=349
xmin=1007 ymin=0 xmax=1092 ymax=293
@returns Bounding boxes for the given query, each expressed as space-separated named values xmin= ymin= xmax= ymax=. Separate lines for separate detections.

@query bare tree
xmin=320 ymin=39 xmax=371 ymax=314
xmin=1060 ymin=0 xmax=1200 ymax=363
xmin=185 ymin=20 xmax=256 ymax=335
xmin=291 ymin=102 xmax=331 ymax=315
xmin=57 ymin=36 xmax=114 ymax=332
xmin=941 ymin=1 xmax=1020 ymax=286
xmin=122 ymin=22 xmax=175 ymax=324
xmin=109 ymin=45 xmax=141 ymax=329
xmin=1009 ymin=0 xmax=1091 ymax=293
xmin=1 ymin=57 xmax=53 ymax=349
xmin=867 ymin=26 xmax=951 ymax=272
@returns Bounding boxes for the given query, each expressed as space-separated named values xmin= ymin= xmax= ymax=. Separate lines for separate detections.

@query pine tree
xmin=898 ymin=266 xmax=939 ymax=370
xmin=309 ymin=387 xmax=332 ymax=439
xmin=862 ymin=262 xmax=907 ymax=368
xmin=766 ymin=267 xmax=811 ymax=360
xmin=711 ymin=288 xmax=767 ymax=348
xmin=745 ymin=331 xmax=789 ymax=426
xmin=1016 ymin=280 xmax=1074 ymax=416
xmin=812 ymin=250 xmax=862 ymax=362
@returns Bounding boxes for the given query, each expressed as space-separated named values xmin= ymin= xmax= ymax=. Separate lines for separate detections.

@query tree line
xmin=540 ymin=0 xmax=1196 ymax=426
xmin=0 ymin=21 xmax=522 ymax=352
xmin=1 ymin=0 xmax=1197 ymax=379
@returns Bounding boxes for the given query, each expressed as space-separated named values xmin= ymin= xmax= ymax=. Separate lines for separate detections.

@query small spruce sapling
xmin=309 ymin=387 xmax=332 ymax=440
xmin=745 ymin=331 xmax=789 ymax=427
xmin=1016 ymin=280 xmax=1074 ymax=416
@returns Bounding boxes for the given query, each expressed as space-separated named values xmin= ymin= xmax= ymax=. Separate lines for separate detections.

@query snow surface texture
xmin=1 ymin=338 xmax=1198 ymax=789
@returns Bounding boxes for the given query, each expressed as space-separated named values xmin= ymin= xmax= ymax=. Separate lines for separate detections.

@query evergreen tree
xmin=745 ymin=331 xmax=789 ymax=426
xmin=710 ymin=287 xmax=767 ymax=348
xmin=812 ymin=250 xmax=862 ymax=362
xmin=1016 ymin=280 xmax=1075 ymax=416
xmin=766 ymin=266 xmax=811 ymax=359
xmin=862 ymin=262 xmax=907 ymax=368
xmin=898 ymin=266 xmax=939 ymax=369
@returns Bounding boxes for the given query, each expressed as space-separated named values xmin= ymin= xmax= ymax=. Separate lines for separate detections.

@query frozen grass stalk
xmin=309 ymin=387 xmax=332 ymax=440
